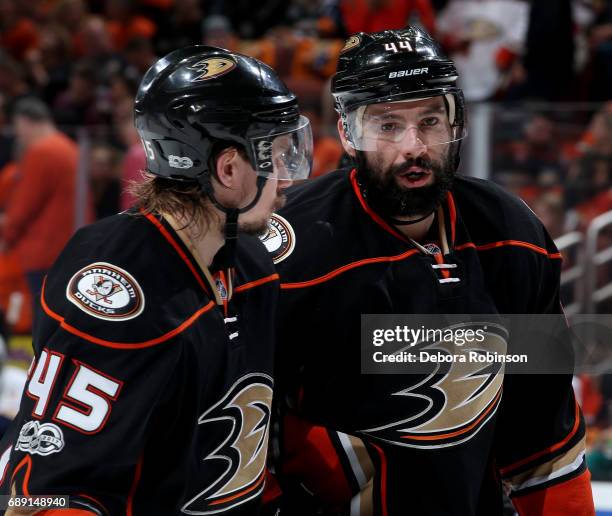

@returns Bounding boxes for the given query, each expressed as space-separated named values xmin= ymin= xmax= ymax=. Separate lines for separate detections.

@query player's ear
xmin=214 ymin=148 xmax=240 ymax=189
xmin=337 ymin=118 xmax=356 ymax=158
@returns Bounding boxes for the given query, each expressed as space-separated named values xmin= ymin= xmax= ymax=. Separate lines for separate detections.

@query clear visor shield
xmin=345 ymin=93 xmax=467 ymax=152
xmin=250 ymin=115 xmax=313 ymax=181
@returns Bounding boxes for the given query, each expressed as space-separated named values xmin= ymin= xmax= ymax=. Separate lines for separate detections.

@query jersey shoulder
xmin=234 ymin=233 xmax=277 ymax=281
xmin=452 ymin=175 xmax=553 ymax=249
xmin=261 ymin=169 xmax=357 ymax=280
xmin=280 ymin=168 xmax=353 ymax=224
xmin=42 ymin=212 xmax=210 ymax=347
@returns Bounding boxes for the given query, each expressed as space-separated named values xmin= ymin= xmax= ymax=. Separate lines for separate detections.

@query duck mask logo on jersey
xmin=360 ymin=324 xmax=507 ymax=449
xmin=182 ymin=373 xmax=273 ymax=514
xmin=66 ymin=262 xmax=145 ymax=321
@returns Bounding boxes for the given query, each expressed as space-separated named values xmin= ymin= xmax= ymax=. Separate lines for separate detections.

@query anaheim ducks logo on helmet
xmin=360 ymin=324 xmax=507 ymax=449
xmin=189 ymin=56 xmax=237 ymax=81
xmin=341 ymin=35 xmax=361 ymax=54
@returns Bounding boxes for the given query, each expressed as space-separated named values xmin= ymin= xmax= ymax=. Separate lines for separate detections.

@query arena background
xmin=0 ymin=0 xmax=610 ymax=512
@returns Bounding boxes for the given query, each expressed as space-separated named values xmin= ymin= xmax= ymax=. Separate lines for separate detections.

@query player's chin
xmin=239 ymin=218 xmax=270 ymax=236
xmin=273 ymin=193 xmax=287 ymax=212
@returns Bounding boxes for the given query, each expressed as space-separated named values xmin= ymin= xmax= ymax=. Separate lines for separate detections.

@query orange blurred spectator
xmin=0 ymin=161 xmax=17 ymax=217
xmin=105 ymin=0 xmax=157 ymax=51
xmin=291 ymin=38 xmax=344 ymax=81
xmin=302 ymin=109 xmax=343 ymax=178
xmin=0 ymin=98 xmax=82 ymax=299
xmin=0 ymin=0 xmax=40 ymax=60
xmin=0 ymin=162 xmax=32 ymax=334
xmin=340 ymin=0 xmax=435 ymax=36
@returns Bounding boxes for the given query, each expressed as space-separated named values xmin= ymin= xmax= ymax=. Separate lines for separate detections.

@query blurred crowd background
xmin=0 ymin=0 xmax=611 ymax=490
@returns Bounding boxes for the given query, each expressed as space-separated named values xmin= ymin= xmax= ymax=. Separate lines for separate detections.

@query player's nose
xmin=399 ymin=127 xmax=427 ymax=159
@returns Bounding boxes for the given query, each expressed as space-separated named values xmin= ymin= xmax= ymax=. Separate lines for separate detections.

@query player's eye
xmin=421 ymin=116 xmax=440 ymax=128
xmin=379 ymin=122 xmax=402 ymax=133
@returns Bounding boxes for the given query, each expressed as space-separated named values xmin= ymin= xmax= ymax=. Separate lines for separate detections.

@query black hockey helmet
xmin=331 ymin=27 xmax=466 ymax=170
xmin=134 ymin=45 xmax=312 ymax=188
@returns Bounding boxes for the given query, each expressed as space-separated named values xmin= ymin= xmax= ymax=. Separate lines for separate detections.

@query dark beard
xmin=356 ymin=152 xmax=454 ymax=218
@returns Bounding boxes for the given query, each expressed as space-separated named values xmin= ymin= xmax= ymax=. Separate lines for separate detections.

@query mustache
xmin=388 ymin=157 xmax=438 ymax=177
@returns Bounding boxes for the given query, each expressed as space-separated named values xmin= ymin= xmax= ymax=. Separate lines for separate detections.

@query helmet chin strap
xmin=197 ymin=174 xmax=268 ymax=268
xmin=386 ymin=209 xmax=435 ymax=226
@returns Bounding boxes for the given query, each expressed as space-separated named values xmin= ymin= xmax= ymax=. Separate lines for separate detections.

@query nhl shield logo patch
xmin=66 ymin=262 xmax=145 ymax=321
xmin=260 ymin=214 xmax=296 ymax=264
xmin=424 ymin=243 xmax=442 ymax=255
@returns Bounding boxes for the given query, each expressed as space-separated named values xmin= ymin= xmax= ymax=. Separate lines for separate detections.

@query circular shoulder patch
xmin=66 ymin=262 xmax=145 ymax=321
xmin=260 ymin=214 xmax=296 ymax=264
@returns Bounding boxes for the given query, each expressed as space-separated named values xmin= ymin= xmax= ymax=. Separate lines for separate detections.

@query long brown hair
xmin=130 ymin=172 xmax=219 ymax=237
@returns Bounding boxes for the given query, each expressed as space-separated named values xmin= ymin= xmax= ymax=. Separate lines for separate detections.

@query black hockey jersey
xmin=264 ymin=169 xmax=593 ymax=516
xmin=0 ymin=210 xmax=279 ymax=515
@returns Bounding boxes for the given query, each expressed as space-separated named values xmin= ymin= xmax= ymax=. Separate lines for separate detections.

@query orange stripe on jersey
xmin=281 ymin=413 xmax=352 ymax=504
xmin=370 ymin=443 xmax=388 ymax=516
xmin=433 ymin=253 xmax=451 ymax=279
xmin=447 ymin=191 xmax=457 ymax=246
xmin=142 ymin=209 xmax=210 ymax=294
xmin=455 ymin=240 xmax=562 ymax=259
xmin=10 ymin=454 xmax=32 ymax=496
xmin=500 ymin=397 xmax=581 ymax=476
xmin=127 ymin=455 xmax=144 ymax=516
xmin=350 ymin=169 xmax=408 ymax=243
xmin=209 ymin=470 xmax=265 ymax=506
xmin=511 ymin=468 xmax=594 ymax=516
xmin=401 ymin=388 xmax=502 ymax=441
xmin=41 ymin=280 xmax=216 ymax=349
xmin=234 ymin=273 xmax=280 ymax=293
xmin=262 ymin=469 xmax=282 ymax=504
xmin=280 ymin=249 xmax=419 ymax=290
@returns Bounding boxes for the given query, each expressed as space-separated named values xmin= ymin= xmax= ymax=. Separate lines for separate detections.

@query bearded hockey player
xmin=0 ymin=46 xmax=312 ymax=515
xmin=262 ymin=28 xmax=594 ymax=515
